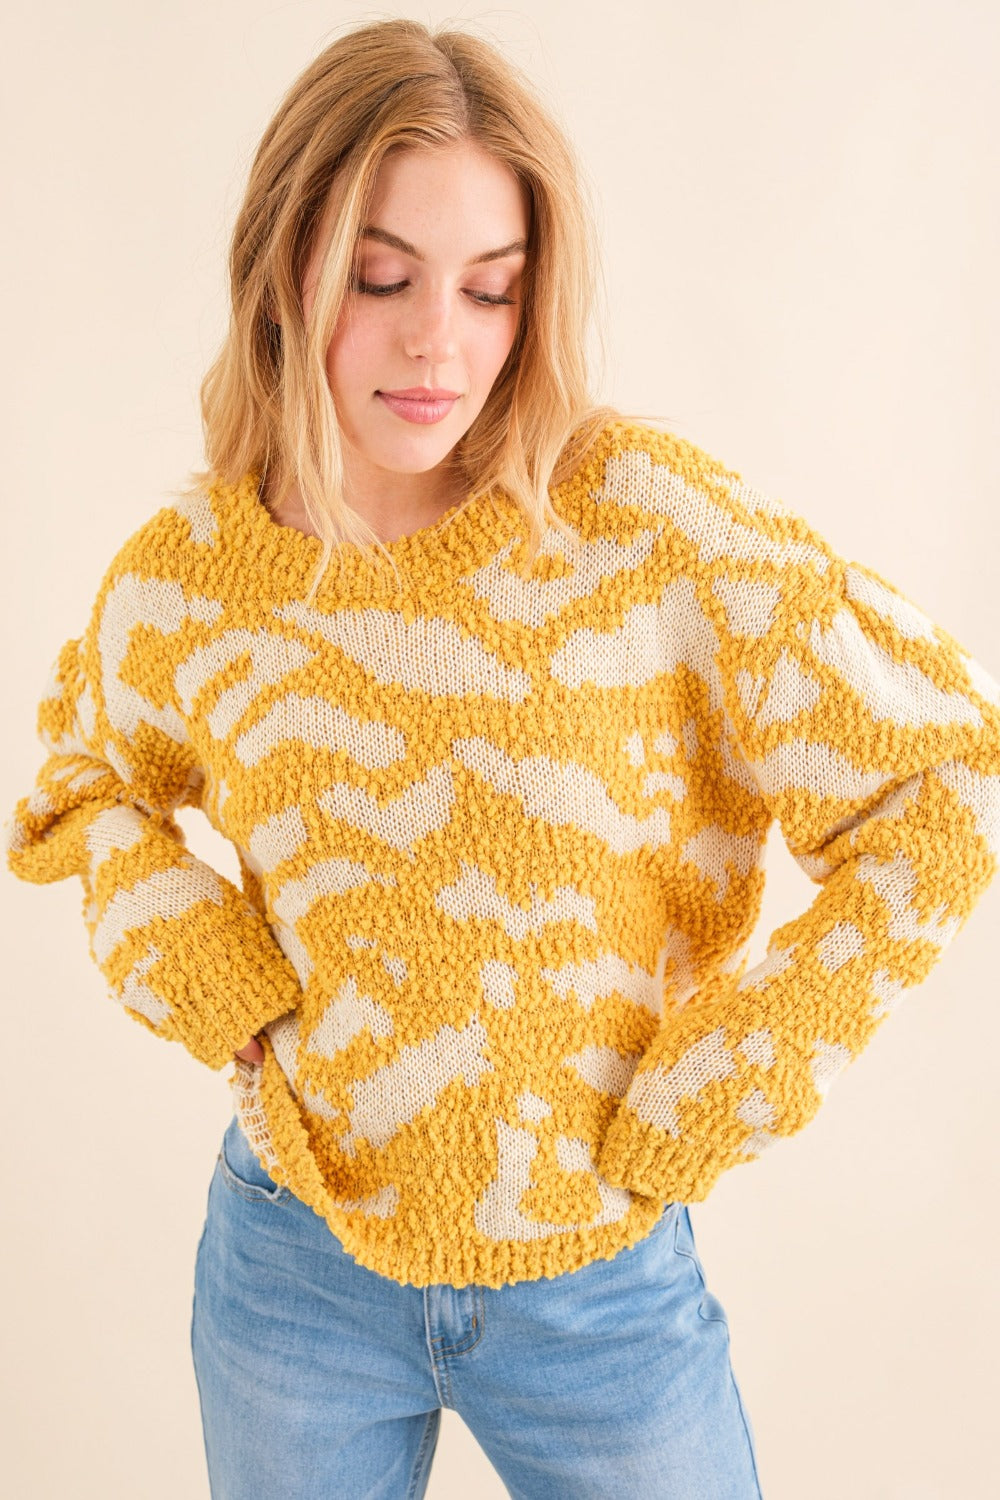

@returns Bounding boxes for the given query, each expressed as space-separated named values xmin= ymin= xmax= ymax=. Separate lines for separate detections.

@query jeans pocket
xmin=217 ymin=1116 xmax=291 ymax=1204
xmin=672 ymin=1206 xmax=729 ymax=1323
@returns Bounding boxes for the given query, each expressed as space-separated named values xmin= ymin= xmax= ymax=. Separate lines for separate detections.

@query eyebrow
xmin=360 ymin=226 xmax=528 ymax=264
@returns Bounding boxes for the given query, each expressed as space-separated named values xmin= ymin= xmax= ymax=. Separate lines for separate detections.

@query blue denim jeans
xmin=190 ymin=1116 xmax=763 ymax=1499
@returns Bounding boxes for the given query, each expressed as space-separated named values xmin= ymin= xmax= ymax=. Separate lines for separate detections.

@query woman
xmin=6 ymin=18 xmax=999 ymax=1499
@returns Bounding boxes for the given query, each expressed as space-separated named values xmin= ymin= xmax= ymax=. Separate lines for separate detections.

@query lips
xmin=376 ymin=388 xmax=461 ymax=424
xmin=380 ymin=387 xmax=460 ymax=400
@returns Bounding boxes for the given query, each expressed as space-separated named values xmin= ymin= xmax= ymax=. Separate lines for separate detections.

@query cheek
xmin=325 ymin=310 xmax=383 ymax=392
xmin=476 ymin=312 xmax=520 ymax=382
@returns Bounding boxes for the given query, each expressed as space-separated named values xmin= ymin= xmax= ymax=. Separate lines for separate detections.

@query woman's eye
xmin=354 ymin=278 xmax=408 ymax=296
xmin=468 ymin=290 xmax=516 ymax=307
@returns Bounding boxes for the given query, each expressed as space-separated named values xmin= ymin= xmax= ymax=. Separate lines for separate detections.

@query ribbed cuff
xmin=135 ymin=911 xmax=303 ymax=1071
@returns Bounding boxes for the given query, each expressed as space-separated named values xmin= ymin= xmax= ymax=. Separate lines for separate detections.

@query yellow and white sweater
xmin=7 ymin=421 xmax=1000 ymax=1288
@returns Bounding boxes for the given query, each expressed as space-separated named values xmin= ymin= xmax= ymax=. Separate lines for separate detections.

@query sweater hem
xmin=230 ymin=1050 xmax=676 ymax=1291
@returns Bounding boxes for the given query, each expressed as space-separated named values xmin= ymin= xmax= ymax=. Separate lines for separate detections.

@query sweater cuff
xmin=120 ymin=912 xmax=304 ymax=1072
xmin=595 ymin=1105 xmax=724 ymax=1204
xmin=169 ymin=980 xmax=298 ymax=1073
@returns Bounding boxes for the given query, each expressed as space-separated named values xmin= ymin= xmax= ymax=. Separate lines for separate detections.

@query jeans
xmin=190 ymin=1115 xmax=763 ymax=1499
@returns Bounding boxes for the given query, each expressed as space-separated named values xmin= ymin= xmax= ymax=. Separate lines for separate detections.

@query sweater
xmin=6 ymin=420 xmax=1000 ymax=1290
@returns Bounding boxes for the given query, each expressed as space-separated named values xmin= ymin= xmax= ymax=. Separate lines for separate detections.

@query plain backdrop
xmin=3 ymin=2 xmax=998 ymax=1497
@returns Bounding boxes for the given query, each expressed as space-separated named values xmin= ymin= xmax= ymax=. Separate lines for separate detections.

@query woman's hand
xmin=234 ymin=1035 xmax=265 ymax=1064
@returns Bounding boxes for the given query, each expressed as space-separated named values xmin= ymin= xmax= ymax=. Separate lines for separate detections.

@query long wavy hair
xmin=192 ymin=18 xmax=616 ymax=598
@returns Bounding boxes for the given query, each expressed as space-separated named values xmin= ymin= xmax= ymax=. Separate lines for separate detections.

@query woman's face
xmin=302 ymin=141 xmax=529 ymax=501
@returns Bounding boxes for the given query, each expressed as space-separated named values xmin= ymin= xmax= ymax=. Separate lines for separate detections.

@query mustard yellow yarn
xmin=6 ymin=421 xmax=1000 ymax=1288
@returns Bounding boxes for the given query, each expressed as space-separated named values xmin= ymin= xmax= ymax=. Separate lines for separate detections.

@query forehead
xmin=364 ymin=141 xmax=529 ymax=249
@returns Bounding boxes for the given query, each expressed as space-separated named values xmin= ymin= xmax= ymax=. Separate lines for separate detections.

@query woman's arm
xmin=597 ymin=494 xmax=1000 ymax=1203
xmin=3 ymin=543 xmax=303 ymax=1071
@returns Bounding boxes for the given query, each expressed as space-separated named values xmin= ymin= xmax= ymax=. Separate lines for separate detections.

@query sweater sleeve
xmin=596 ymin=508 xmax=1000 ymax=1204
xmin=3 ymin=542 xmax=303 ymax=1071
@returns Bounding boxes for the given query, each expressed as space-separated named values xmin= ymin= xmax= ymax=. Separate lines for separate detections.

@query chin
xmin=362 ymin=428 xmax=470 ymax=475
xmin=369 ymin=445 xmax=456 ymax=477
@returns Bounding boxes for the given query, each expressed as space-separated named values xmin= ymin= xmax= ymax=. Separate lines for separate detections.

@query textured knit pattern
xmin=7 ymin=421 xmax=1000 ymax=1289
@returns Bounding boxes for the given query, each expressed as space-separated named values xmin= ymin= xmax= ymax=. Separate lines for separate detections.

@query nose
xmin=402 ymin=287 xmax=458 ymax=364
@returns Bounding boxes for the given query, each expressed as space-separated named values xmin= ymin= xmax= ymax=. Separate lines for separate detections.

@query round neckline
xmin=215 ymin=471 xmax=523 ymax=601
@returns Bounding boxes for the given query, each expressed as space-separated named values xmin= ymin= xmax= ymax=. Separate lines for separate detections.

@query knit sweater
xmin=7 ymin=421 xmax=1000 ymax=1289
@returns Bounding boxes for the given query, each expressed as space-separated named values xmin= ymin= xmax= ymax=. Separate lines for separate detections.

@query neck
xmin=264 ymin=462 xmax=469 ymax=544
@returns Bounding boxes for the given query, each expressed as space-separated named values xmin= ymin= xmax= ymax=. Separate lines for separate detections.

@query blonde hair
xmin=193 ymin=18 xmax=616 ymax=598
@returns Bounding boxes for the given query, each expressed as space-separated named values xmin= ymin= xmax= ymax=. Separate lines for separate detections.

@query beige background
xmin=3 ymin=2 xmax=998 ymax=1496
